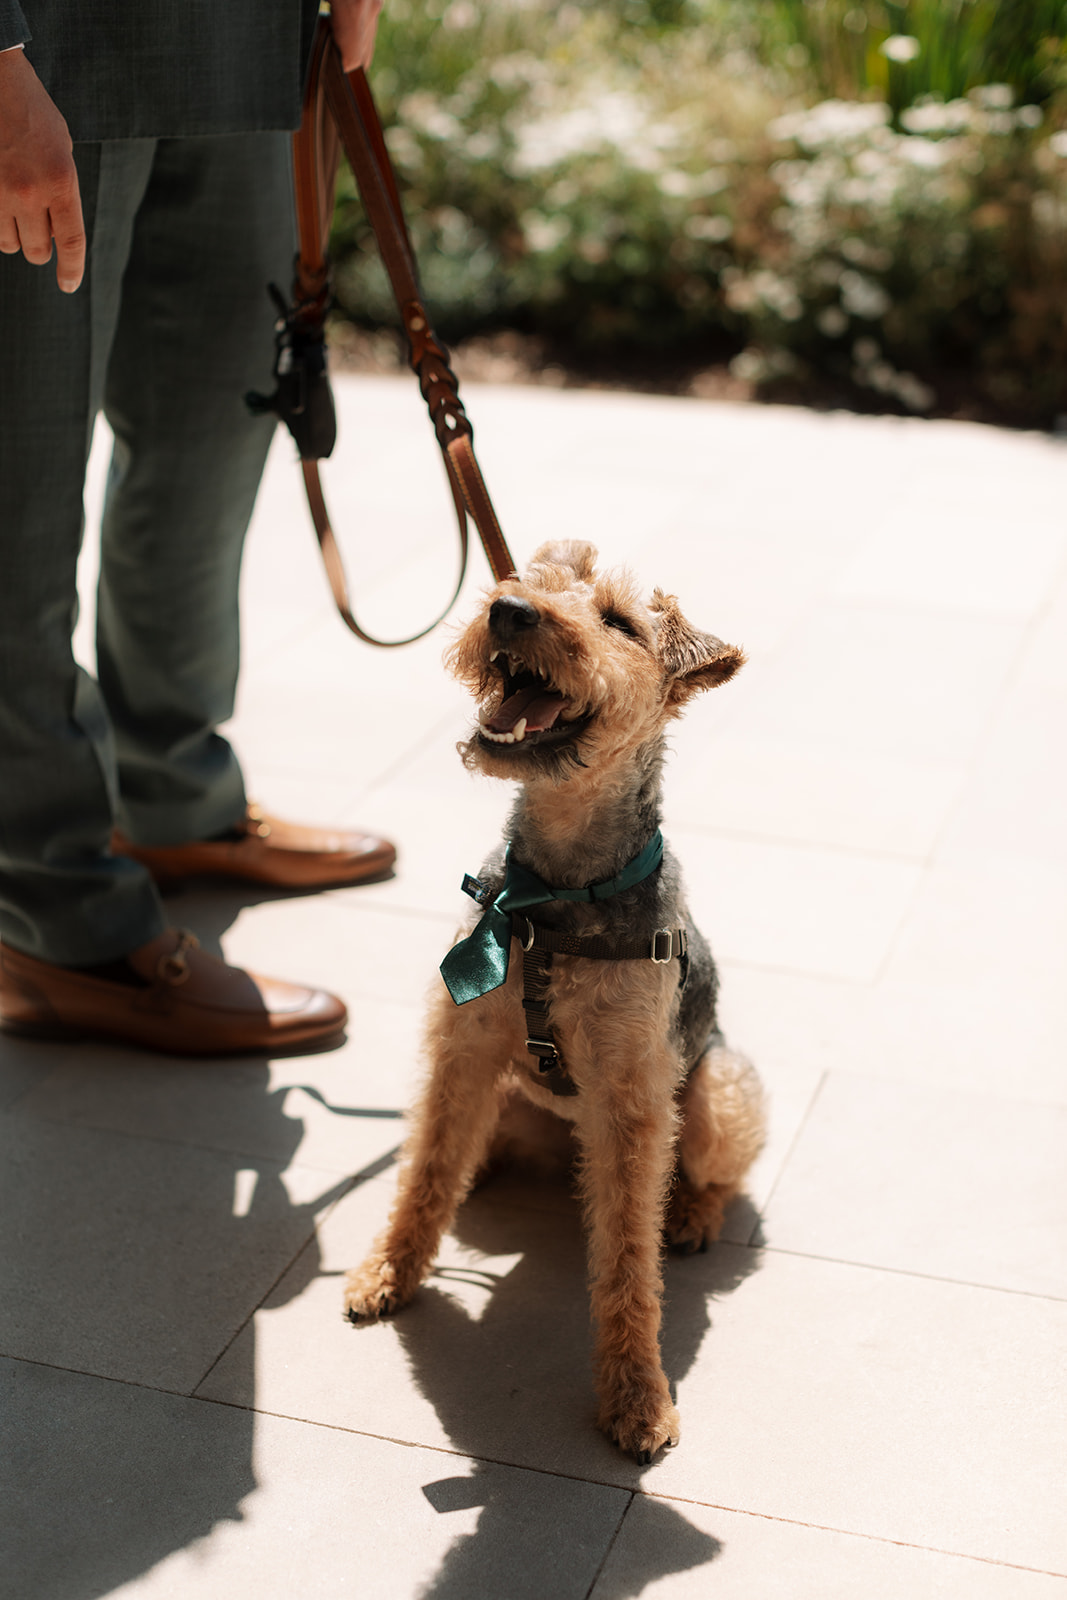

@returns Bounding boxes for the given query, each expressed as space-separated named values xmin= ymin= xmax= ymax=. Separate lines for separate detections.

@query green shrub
xmin=329 ymin=0 xmax=1067 ymax=423
xmin=767 ymin=0 xmax=1067 ymax=116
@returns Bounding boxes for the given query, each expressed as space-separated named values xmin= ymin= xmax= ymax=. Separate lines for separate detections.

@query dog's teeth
xmin=513 ymin=717 xmax=527 ymax=743
xmin=489 ymin=650 xmax=500 ymax=663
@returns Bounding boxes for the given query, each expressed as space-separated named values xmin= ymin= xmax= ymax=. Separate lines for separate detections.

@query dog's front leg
xmin=344 ymin=992 xmax=502 ymax=1322
xmin=577 ymin=1057 xmax=681 ymax=1463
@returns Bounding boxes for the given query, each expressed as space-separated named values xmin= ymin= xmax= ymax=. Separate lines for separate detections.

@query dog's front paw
xmin=342 ymin=1255 xmax=413 ymax=1323
xmin=598 ymin=1387 xmax=680 ymax=1464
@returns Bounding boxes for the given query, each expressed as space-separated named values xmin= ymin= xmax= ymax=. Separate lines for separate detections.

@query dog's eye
xmin=602 ymin=610 xmax=639 ymax=639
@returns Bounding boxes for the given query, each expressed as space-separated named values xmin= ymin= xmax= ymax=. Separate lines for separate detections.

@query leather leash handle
xmin=291 ymin=19 xmax=516 ymax=647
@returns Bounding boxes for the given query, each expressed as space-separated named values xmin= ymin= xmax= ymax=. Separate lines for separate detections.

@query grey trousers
xmin=0 ymin=132 xmax=294 ymax=964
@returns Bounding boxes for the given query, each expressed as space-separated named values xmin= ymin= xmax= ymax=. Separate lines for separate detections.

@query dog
xmin=343 ymin=540 xmax=765 ymax=1463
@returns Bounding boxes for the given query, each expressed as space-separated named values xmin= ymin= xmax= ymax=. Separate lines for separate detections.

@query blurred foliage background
xmin=330 ymin=0 xmax=1067 ymax=424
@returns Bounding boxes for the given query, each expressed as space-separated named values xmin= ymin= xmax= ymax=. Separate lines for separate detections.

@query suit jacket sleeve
xmin=18 ymin=1 xmax=317 ymax=142
xmin=0 ymin=1 xmax=31 ymax=52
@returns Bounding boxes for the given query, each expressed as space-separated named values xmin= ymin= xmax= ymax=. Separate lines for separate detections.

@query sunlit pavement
xmin=4 ymin=376 xmax=1066 ymax=1599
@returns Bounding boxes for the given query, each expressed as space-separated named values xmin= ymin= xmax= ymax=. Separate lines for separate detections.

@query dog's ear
xmin=651 ymin=589 xmax=745 ymax=703
xmin=528 ymin=541 xmax=598 ymax=581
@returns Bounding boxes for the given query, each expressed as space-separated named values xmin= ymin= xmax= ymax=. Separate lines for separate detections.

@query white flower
xmin=880 ymin=35 xmax=921 ymax=65
xmin=398 ymin=94 xmax=462 ymax=142
xmin=659 ymin=168 xmax=729 ymax=199
xmin=509 ymin=89 xmax=663 ymax=173
xmin=817 ymin=305 xmax=849 ymax=337
xmin=521 ymin=212 xmax=570 ymax=253
xmin=894 ymin=373 xmax=935 ymax=412
xmin=900 ymin=136 xmax=949 ymax=169
xmin=769 ymin=100 xmax=890 ymax=152
xmin=901 ymin=99 xmax=975 ymax=136
xmin=489 ymin=53 xmax=548 ymax=90
xmin=685 ymin=214 xmax=733 ymax=242
xmin=840 ymin=271 xmax=890 ymax=319
xmin=729 ymin=348 xmax=768 ymax=382
xmin=973 ymin=84 xmax=1014 ymax=110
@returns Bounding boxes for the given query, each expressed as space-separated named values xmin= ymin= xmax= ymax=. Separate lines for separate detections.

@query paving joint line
xmin=751 ymin=1070 xmax=828 ymax=1236
xmin=633 ymin=1492 xmax=1067 ymax=1580
xmin=758 ymin=1243 xmax=1067 ymax=1301
xmin=582 ymin=1492 xmax=634 ymax=1600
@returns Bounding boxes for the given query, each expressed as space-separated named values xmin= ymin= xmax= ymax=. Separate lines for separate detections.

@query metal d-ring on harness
xmin=511 ymin=914 xmax=689 ymax=1098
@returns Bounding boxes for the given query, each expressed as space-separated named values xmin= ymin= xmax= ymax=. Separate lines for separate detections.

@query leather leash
xmin=250 ymin=17 xmax=517 ymax=645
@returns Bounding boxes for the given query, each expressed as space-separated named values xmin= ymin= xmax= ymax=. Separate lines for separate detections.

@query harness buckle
xmin=520 ymin=916 xmax=536 ymax=952
xmin=525 ymin=1039 xmax=558 ymax=1064
xmin=650 ymin=928 xmax=674 ymax=963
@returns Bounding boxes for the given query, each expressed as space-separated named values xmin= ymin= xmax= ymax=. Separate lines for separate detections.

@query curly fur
xmin=344 ymin=540 xmax=765 ymax=1464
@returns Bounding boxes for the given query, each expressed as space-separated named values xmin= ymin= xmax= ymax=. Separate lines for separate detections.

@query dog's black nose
xmin=489 ymin=596 xmax=540 ymax=638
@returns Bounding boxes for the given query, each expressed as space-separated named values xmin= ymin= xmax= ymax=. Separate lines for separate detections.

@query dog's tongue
xmin=487 ymin=684 xmax=567 ymax=734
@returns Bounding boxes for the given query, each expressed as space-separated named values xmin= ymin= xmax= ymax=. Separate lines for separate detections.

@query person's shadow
xmin=368 ymin=1161 xmax=763 ymax=1599
xmin=0 ymin=883 xmax=398 ymax=1600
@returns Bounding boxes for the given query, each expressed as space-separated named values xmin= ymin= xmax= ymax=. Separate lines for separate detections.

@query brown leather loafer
xmin=0 ymin=930 xmax=347 ymax=1056
xmin=112 ymin=804 xmax=397 ymax=890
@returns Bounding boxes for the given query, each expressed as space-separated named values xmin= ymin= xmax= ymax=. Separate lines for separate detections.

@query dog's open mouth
xmin=478 ymin=651 xmax=588 ymax=747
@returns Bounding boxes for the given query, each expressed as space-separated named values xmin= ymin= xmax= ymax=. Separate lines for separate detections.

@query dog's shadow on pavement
xmin=381 ymin=1171 xmax=763 ymax=1599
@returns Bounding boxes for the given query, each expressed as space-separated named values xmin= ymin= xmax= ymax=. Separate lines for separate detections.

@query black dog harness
xmin=440 ymin=831 xmax=689 ymax=1097
xmin=511 ymin=914 xmax=689 ymax=1098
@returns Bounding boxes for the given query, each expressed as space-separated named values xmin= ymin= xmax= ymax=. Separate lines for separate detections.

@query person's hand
xmin=330 ymin=0 xmax=384 ymax=72
xmin=0 ymin=46 xmax=84 ymax=293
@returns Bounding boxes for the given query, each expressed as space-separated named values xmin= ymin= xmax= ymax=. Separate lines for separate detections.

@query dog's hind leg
xmin=666 ymin=1043 xmax=765 ymax=1253
xmin=344 ymin=991 xmax=504 ymax=1321
xmin=577 ymin=1052 xmax=682 ymax=1463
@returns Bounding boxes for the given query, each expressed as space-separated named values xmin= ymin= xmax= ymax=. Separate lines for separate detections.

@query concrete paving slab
xmin=717 ymin=601 xmax=1025 ymax=766
xmin=0 ymin=1032 xmax=67 ymax=1111
xmin=652 ymin=1249 xmax=1067 ymax=1572
xmin=1 ymin=1357 xmax=257 ymax=1600
xmin=719 ymin=960 xmax=1067 ymax=1107
xmin=327 ymin=771 xmax=514 ymax=919
xmin=761 ymin=1070 xmax=1067 ymax=1295
xmin=0 ymin=1115 xmax=345 ymax=1390
xmin=834 ymin=511 xmax=1066 ymax=617
xmin=664 ymin=734 xmax=965 ymax=859
xmin=1017 ymin=561 xmax=1067 ymax=692
xmin=883 ymin=850 xmax=1067 ymax=991
xmin=10 ymin=1033 xmax=408 ymax=1180
xmin=54 ymin=381 xmax=1067 ymax=1596
xmin=230 ymin=675 xmax=458 ymax=790
xmin=206 ymin=890 xmax=453 ymax=1009
xmin=199 ymin=1167 xmax=1067 ymax=1572
xmin=592 ymin=1496 xmax=1067 ymax=1599
xmin=674 ymin=827 xmax=922 ymax=982
xmin=196 ymin=1172 xmax=624 ymax=1475
xmin=937 ymin=686 xmax=1067 ymax=864
xmin=2 ymin=1356 xmax=630 ymax=1600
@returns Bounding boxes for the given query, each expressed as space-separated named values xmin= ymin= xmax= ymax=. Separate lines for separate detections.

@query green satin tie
xmin=440 ymin=831 xmax=665 ymax=1005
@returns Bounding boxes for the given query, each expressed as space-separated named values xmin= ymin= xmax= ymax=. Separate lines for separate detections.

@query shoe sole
xmin=0 ymin=1015 xmax=88 ymax=1043
xmin=146 ymin=862 xmax=397 ymax=894
xmin=0 ymin=1012 xmax=346 ymax=1057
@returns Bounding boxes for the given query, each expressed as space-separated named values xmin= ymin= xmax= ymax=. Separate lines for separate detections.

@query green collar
xmin=440 ymin=830 xmax=664 ymax=1005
